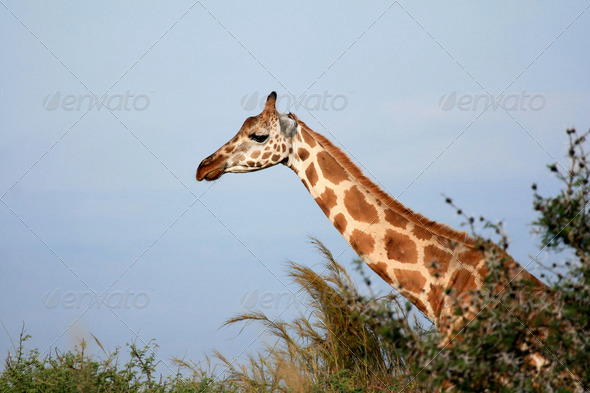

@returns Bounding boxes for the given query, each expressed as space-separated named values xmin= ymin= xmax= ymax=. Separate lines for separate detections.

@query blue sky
xmin=1 ymin=0 xmax=589 ymax=378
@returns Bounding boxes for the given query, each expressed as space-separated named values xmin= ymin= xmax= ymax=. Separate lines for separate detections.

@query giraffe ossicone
xmin=196 ymin=91 xmax=547 ymax=335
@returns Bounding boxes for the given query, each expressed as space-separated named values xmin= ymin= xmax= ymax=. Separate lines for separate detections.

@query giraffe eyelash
xmin=249 ymin=134 xmax=269 ymax=143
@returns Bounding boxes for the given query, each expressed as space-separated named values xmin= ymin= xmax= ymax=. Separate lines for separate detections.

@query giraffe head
xmin=196 ymin=92 xmax=298 ymax=181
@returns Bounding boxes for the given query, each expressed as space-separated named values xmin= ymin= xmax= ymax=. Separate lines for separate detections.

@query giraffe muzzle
xmin=196 ymin=155 xmax=227 ymax=181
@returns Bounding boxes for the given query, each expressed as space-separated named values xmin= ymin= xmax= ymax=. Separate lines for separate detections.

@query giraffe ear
xmin=279 ymin=112 xmax=297 ymax=138
xmin=264 ymin=91 xmax=277 ymax=111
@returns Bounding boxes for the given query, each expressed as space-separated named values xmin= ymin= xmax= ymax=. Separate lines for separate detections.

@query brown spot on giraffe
xmin=281 ymin=144 xmax=286 ymax=152
xmin=394 ymin=269 xmax=426 ymax=293
xmin=343 ymin=186 xmax=379 ymax=223
xmin=349 ymin=229 xmax=375 ymax=256
xmin=301 ymin=129 xmax=316 ymax=147
xmin=448 ymin=268 xmax=480 ymax=314
xmin=458 ymin=248 xmax=484 ymax=268
xmin=297 ymin=148 xmax=310 ymax=161
xmin=246 ymin=160 xmax=255 ymax=166
xmin=301 ymin=178 xmax=310 ymax=192
xmin=224 ymin=146 xmax=235 ymax=154
xmin=369 ymin=262 xmax=393 ymax=285
xmin=271 ymin=154 xmax=280 ymax=161
xmin=251 ymin=150 xmax=261 ymax=159
xmin=333 ymin=213 xmax=347 ymax=234
xmin=384 ymin=209 xmax=408 ymax=229
xmin=383 ymin=230 xmax=418 ymax=263
xmin=428 ymin=283 xmax=445 ymax=318
xmin=305 ymin=163 xmax=319 ymax=188
xmin=406 ymin=293 xmax=428 ymax=314
xmin=450 ymin=268 xmax=478 ymax=294
xmin=315 ymin=197 xmax=329 ymax=216
xmin=317 ymin=151 xmax=349 ymax=185
xmin=262 ymin=152 xmax=272 ymax=159
xmin=319 ymin=187 xmax=337 ymax=213
xmin=412 ymin=225 xmax=432 ymax=241
xmin=424 ymin=244 xmax=453 ymax=277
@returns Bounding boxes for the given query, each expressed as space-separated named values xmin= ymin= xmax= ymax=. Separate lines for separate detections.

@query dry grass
xmin=214 ymin=237 xmax=425 ymax=392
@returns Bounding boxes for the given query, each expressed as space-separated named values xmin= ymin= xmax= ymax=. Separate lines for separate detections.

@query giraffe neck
xmin=288 ymin=120 xmax=490 ymax=329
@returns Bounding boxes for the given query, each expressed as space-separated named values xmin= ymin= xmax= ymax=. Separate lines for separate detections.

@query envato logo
xmin=241 ymin=288 xmax=356 ymax=311
xmin=241 ymin=289 xmax=302 ymax=311
xmin=43 ymin=288 xmax=150 ymax=309
xmin=241 ymin=90 xmax=348 ymax=112
xmin=438 ymin=91 xmax=546 ymax=112
xmin=42 ymin=90 xmax=151 ymax=111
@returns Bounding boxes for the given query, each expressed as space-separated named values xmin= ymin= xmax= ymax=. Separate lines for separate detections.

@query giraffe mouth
xmin=196 ymin=158 xmax=226 ymax=181
xmin=200 ymin=167 xmax=225 ymax=181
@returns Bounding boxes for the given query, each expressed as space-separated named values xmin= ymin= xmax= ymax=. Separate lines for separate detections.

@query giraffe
xmin=196 ymin=91 xmax=548 ymax=336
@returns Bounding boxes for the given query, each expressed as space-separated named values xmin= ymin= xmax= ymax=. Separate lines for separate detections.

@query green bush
xmin=0 ymin=330 xmax=239 ymax=392
xmin=405 ymin=128 xmax=590 ymax=392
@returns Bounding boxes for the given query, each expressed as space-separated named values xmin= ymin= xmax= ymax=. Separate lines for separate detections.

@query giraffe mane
xmin=292 ymin=114 xmax=476 ymax=246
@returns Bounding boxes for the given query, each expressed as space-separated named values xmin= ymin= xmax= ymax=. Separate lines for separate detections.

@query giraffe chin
xmin=196 ymin=166 xmax=225 ymax=181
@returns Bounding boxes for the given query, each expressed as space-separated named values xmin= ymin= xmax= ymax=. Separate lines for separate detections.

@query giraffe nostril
xmin=203 ymin=153 xmax=221 ymax=168
xmin=202 ymin=155 xmax=214 ymax=166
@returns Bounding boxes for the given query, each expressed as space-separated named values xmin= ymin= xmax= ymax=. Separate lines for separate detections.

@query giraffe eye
xmin=249 ymin=134 xmax=269 ymax=143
